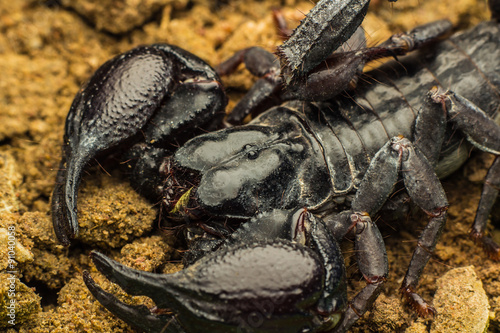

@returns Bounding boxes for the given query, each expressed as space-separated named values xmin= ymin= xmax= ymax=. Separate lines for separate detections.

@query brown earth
xmin=0 ymin=0 xmax=498 ymax=332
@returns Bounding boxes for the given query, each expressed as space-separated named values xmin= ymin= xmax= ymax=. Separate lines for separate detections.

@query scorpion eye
xmin=243 ymin=144 xmax=259 ymax=160
xmin=247 ymin=150 xmax=259 ymax=160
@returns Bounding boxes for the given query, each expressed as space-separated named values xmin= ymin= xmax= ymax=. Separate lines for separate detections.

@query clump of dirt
xmin=77 ymin=173 xmax=158 ymax=249
xmin=0 ymin=273 xmax=41 ymax=328
xmin=431 ymin=266 xmax=490 ymax=332
xmin=0 ymin=0 xmax=497 ymax=332
xmin=59 ymin=0 xmax=186 ymax=34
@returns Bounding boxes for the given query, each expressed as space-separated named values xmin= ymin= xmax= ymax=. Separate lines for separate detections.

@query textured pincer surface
xmin=67 ymin=47 xmax=172 ymax=149
xmin=83 ymin=208 xmax=347 ymax=332
xmin=52 ymin=41 xmax=227 ymax=246
xmin=86 ymin=241 xmax=327 ymax=333
xmin=52 ymin=45 xmax=173 ymax=245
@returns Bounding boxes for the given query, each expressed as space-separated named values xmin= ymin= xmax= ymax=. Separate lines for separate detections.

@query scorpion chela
xmin=51 ymin=0 xmax=500 ymax=332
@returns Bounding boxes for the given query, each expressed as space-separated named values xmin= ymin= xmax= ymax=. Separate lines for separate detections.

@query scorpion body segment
xmin=329 ymin=20 xmax=500 ymax=181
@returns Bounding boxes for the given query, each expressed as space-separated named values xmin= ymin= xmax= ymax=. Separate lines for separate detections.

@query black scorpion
xmin=51 ymin=0 xmax=500 ymax=332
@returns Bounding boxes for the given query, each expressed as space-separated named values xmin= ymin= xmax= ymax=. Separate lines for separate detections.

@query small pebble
xmin=431 ymin=266 xmax=490 ymax=333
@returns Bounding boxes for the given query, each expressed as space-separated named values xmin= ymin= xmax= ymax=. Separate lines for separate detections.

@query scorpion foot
xmin=470 ymin=230 xmax=500 ymax=261
xmin=401 ymin=286 xmax=436 ymax=318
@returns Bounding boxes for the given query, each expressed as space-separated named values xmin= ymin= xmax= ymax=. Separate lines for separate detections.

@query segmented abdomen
xmin=303 ymin=21 xmax=500 ymax=195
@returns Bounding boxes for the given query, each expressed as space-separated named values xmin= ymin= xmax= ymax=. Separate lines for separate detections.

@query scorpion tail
xmin=276 ymin=0 xmax=370 ymax=82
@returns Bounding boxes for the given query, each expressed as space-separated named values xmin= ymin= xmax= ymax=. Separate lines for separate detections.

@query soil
xmin=0 ymin=0 xmax=498 ymax=332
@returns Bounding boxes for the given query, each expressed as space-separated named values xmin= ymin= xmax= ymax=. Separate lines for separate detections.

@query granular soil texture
xmin=0 ymin=0 xmax=497 ymax=332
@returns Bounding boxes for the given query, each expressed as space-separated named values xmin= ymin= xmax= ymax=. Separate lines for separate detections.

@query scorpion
xmin=50 ymin=0 xmax=500 ymax=332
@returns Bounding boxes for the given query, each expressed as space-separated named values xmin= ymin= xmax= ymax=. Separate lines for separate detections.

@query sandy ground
xmin=0 ymin=0 xmax=498 ymax=332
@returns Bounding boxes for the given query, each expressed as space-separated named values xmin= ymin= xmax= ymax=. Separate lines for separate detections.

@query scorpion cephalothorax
xmin=51 ymin=0 xmax=500 ymax=332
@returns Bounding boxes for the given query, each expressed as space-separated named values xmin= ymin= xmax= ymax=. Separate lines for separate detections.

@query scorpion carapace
xmin=50 ymin=0 xmax=500 ymax=331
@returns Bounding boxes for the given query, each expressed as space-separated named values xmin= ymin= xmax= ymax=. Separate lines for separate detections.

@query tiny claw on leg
xmin=470 ymin=230 xmax=500 ymax=261
xmin=401 ymin=286 xmax=436 ymax=317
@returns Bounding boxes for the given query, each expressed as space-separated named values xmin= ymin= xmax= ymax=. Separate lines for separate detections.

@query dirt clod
xmin=431 ymin=266 xmax=490 ymax=333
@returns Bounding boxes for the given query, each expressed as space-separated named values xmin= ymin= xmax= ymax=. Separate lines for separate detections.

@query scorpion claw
xmin=88 ymin=235 xmax=344 ymax=332
xmin=83 ymin=270 xmax=179 ymax=333
xmin=51 ymin=46 xmax=174 ymax=244
xmin=470 ymin=230 xmax=500 ymax=261
xmin=51 ymin=44 xmax=226 ymax=245
xmin=89 ymin=251 xmax=167 ymax=301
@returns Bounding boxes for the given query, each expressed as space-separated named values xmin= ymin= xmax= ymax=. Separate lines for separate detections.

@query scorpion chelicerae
xmin=50 ymin=0 xmax=500 ymax=332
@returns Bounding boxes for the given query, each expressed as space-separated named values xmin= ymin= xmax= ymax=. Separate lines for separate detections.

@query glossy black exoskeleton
xmin=218 ymin=16 xmax=453 ymax=125
xmin=52 ymin=0 xmax=500 ymax=332
xmin=142 ymin=10 xmax=500 ymax=333
xmin=84 ymin=209 xmax=349 ymax=333
xmin=276 ymin=0 xmax=370 ymax=83
xmin=51 ymin=44 xmax=227 ymax=245
xmin=176 ymin=14 xmax=500 ymax=325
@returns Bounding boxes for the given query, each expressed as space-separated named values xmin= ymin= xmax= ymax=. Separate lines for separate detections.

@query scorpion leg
xmin=217 ymin=47 xmax=282 ymax=125
xmin=272 ymin=9 xmax=293 ymax=40
xmin=413 ymin=90 xmax=448 ymax=167
xmin=472 ymin=157 xmax=500 ymax=259
xmin=362 ymin=20 xmax=452 ymax=62
xmin=338 ymin=136 xmax=447 ymax=316
xmin=325 ymin=142 xmax=398 ymax=330
xmin=328 ymin=212 xmax=388 ymax=333
xmin=397 ymin=139 xmax=448 ymax=316
xmin=430 ymin=87 xmax=500 ymax=259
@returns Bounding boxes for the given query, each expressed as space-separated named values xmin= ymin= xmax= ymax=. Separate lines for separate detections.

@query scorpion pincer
xmin=51 ymin=0 xmax=500 ymax=331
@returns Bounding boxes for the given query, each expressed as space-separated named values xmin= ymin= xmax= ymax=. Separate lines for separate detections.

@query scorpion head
xmin=170 ymin=104 xmax=334 ymax=220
